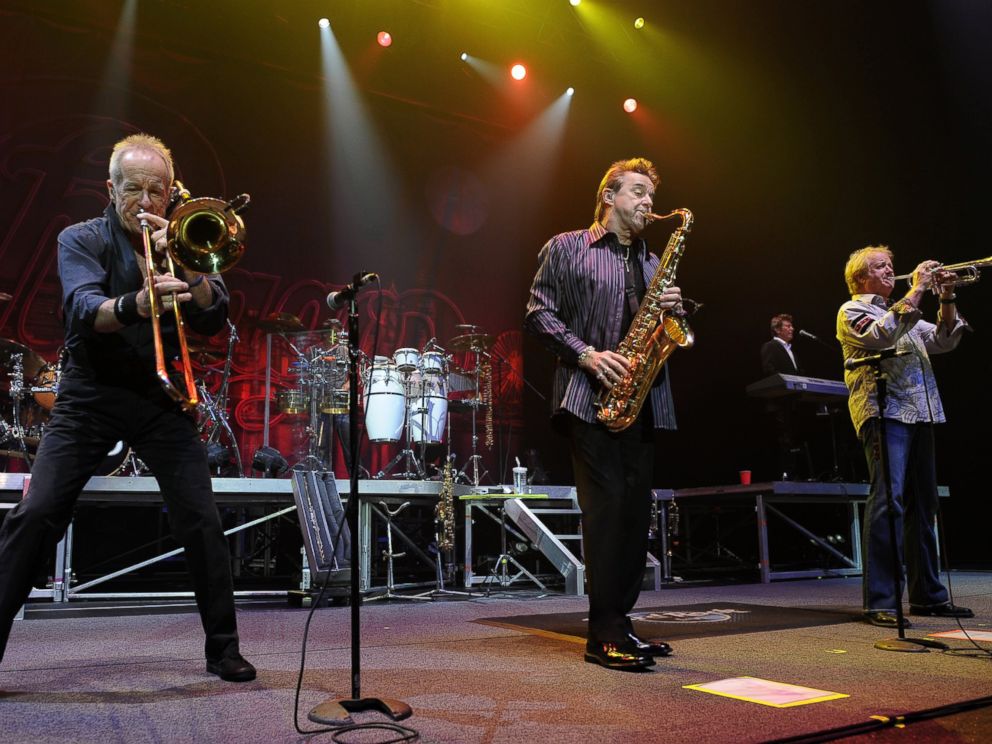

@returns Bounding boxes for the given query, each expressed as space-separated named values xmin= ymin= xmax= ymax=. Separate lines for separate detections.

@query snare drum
xmin=421 ymin=351 xmax=447 ymax=375
xmin=362 ymin=362 xmax=405 ymax=442
xmin=408 ymin=374 xmax=448 ymax=445
xmin=276 ymin=389 xmax=307 ymax=415
xmin=393 ymin=347 xmax=420 ymax=373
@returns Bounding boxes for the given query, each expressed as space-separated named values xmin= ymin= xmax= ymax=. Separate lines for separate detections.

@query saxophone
xmin=595 ymin=208 xmax=694 ymax=432
xmin=435 ymin=455 xmax=456 ymax=552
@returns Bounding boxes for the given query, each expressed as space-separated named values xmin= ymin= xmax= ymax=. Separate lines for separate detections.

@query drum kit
xmin=0 ymin=323 xmax=242 ymax=476
xmin=0 ymin=339 xmax=60 ymax=469
xmin=265 ymin=314 xmax=496 ymax=484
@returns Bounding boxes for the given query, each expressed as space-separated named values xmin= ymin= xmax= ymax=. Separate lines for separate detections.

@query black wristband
xmin=113 ymin=291 xmax=142 ymax=325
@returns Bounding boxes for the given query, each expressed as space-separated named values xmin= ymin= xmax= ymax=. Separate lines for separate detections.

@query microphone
xmin=844 ymin=348 xmax=911 ymax=371
xmin=798 ymin=329 xmax=819 ymax=341
xmin=326 ymin=271 xmax=378 ymax=310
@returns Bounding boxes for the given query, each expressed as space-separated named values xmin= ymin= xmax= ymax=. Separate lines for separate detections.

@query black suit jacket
xmin=761 ymin=339 xmax=802 ymax=376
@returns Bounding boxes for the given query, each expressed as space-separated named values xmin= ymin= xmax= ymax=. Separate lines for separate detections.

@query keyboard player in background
xmin=837 ymin=245 xmax=972 ymax=628
xmin=760 ymin=314 xmax=808 ymax=479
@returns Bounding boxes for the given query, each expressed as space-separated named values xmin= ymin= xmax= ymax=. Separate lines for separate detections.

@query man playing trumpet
xmin=0 ymin=134 xmax=255 ymax=681
xmin=837 ymin=246 xmax=973 ymax=628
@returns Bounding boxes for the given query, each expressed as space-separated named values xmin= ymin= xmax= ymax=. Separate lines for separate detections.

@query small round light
xmin=623 ymin=97 xmax=638 ymax=113
xmin=566 ymin=87 xmax=575 ymax=96
xmin=570 ymin=0 xmax=582 ymax=6
xmin=318 ymin=18 xmax=330 ymax=29
xmin=377 ymin=31 xmax=392 ymax=47
xmin=510 ymin=64 xmax=527 ymax=81
xmin=634 ymin=17 xmax=645 ymax=30
xmin=460 ymin=52 xmax=468 ymax=61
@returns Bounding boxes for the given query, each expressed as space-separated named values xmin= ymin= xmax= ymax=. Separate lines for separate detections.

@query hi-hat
xmin=258 ymin=312 xmax=305 ymax=333
xmin=449 ymin=333 xmax=494 ymax=352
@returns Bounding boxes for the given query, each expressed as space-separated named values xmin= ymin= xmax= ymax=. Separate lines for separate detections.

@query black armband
xmin=113 ymin=291 xmax=142 ymax=326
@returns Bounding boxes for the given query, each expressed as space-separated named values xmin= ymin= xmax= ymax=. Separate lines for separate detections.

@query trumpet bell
xmin=167 ymin=196 xmax=246 ymax=274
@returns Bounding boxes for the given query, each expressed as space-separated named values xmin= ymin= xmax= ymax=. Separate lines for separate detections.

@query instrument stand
xmin=8 ymin=354 xmax=33 ymax=473
xmin=454 ymin=348 xmax=488 ymax=486
xmin=374 ymin=373 xmax=424 ymax=480
xmin=365 ymin=502 xmax=429 ymax=603
xmin=483 ymin=503 xmax=546 ymax=594
xmin=863 ymin=358 xmax=947 ymax=654
xmin=307 ymin=275 xmax=411 ymax=727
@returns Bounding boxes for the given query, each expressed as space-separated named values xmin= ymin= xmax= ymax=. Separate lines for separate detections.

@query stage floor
xmin=2 ymin=573 xmax=990 ymax=742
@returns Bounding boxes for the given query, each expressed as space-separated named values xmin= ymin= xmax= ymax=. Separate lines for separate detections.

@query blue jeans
xmin=859 ymin=418 xmax=948 ymax=612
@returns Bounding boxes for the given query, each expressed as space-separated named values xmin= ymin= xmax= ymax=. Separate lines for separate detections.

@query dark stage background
xmin=0 ymin=1 xmax=989 ymax=567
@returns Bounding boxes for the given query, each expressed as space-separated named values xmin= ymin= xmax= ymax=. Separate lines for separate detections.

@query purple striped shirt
xmin=524 ymin=222 xmax=677 ymax=429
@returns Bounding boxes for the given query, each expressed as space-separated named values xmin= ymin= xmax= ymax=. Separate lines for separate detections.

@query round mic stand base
xmin=874 ymin=637 xmax=948 ymax=653
xmin=308 ymin=697 xmax=412 ymax=727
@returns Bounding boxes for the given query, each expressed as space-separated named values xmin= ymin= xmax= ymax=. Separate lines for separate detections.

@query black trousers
xmin=0 ymin=369 xmax=241 ymax=663
xmin=566 ymin=411 xmax=655 ymax=645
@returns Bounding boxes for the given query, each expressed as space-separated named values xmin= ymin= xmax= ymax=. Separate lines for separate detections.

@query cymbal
xmin=449 ymin=333 xmax=494 ymax=352
xmin=0 ymin=338 xmax=47 ymax=381
xmin=258 ymin=312 xmax=305 ymax=333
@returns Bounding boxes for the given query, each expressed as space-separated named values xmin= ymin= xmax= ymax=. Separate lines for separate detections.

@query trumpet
xmin=140 ymin=183 xmax=249 ymax=409
xmin=893 ymin=256 xmax=992 ymax=289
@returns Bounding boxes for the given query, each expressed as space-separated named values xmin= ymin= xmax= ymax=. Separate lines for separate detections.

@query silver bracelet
xmin=577 ymin=345 xmax=595 ymax=366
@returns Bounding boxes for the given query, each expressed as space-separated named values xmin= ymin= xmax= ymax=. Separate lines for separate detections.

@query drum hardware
xmin=448 ymin=329 xmax=496 ymax=487
xmin=5 ymin=352 xmax=35 ymax=471
xmin=364 ymin=501 xmax=431 ymax=602
xmin=196 ymin=320 xmax=243 ymax=476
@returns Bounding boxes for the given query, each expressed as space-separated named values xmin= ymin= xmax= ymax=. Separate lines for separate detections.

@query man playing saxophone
xmin=0 ymin=134 xmax=255 ymax=682
xmin=525 ymin=157 xmax=680 ymax=670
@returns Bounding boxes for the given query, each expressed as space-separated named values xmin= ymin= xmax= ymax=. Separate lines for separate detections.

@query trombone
xmin=893 ymin=256 xmax=992 ymax=289
xmin=139 ymin=183 xmax=249 ymax=409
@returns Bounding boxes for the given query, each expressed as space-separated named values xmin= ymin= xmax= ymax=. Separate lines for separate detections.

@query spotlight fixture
xmin=318 ymin=18 xmax=330 ymax=29
xmin=634 ymin=17 xmax=645 ymax=29
xmin=623 ymin=97 xmax=638 ymax=113
xmin=566 ymin=86 xmax=575 ymax=96
xmin=510 ymin=63 xmax=527 ymax=81
xmin=460 ymin=52 xmax=468 ymax=61
xmin=377 ymin=31 xmax=392 ymax=47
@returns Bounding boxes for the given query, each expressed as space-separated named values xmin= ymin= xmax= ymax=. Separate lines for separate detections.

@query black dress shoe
xmin=910 ymin=603 xmax=974 ymax=618
xmin=627 ymin=632 xmax=673 ymax=657
xmin=584 ymin=642 xmax=655 ymax=671
xmin=206 ymin=654 xmax=257 ymax=682
xmin=864 ymin=611 xmax=911 ymax=629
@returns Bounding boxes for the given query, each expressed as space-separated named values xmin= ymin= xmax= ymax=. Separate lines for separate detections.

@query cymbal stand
xmin=8 ymin=354 xmax=32 ymax=472
xmin=364 ymin=501 xmax=429 ymax=602
xmin=197 ymin=321 xmax=243 ymax=476
xmin=375 ymin=371 xmax=424 ymax=480
xmin=454 ymin=348 xmax=487 ymax=486
xmin=295 ymin=349 xmax=332 ymax=473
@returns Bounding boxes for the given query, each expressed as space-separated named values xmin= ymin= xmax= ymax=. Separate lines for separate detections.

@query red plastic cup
xmin=739 ymin=470 xmax=752 ymax=485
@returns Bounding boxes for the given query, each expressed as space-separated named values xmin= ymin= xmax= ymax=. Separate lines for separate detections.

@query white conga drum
xmin=362 ymin=361 xmax=405 ymax=442
xmin=408 ymin=373 xmax=448 ymax=445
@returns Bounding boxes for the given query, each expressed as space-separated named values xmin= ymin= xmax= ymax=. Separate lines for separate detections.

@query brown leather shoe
xmin=584 ymin=641 xmax=655 ymax=670
xmin=864 ymin=611 xmax=911 ymax=629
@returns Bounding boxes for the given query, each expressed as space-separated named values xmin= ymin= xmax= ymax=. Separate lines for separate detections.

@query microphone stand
xmin=862 ymin=356 xmax=947 ymax=653
xmin=307 ymin=292 xmax=412 ymax=725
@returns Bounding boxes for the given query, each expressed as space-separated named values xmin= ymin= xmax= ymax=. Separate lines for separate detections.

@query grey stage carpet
xmin=1 ymin=574 xmax=991 ymax=743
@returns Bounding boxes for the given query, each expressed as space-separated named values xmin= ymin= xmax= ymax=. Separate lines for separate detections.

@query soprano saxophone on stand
xmin=595 ymin=208 xmax=695 ymax=432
